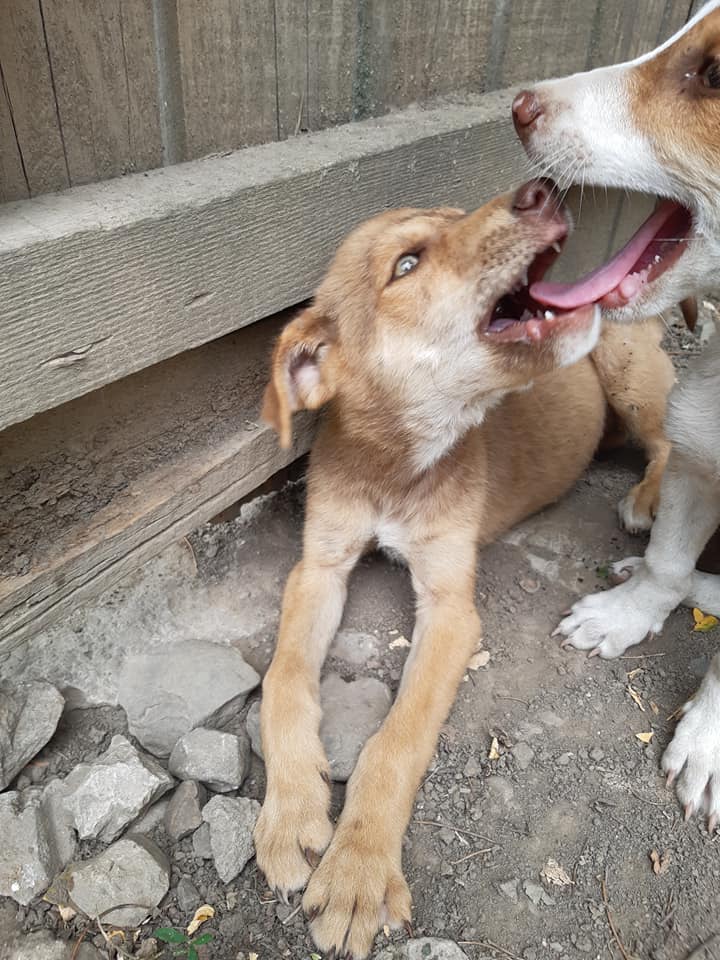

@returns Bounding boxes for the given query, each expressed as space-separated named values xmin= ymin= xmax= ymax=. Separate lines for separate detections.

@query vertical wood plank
xmin=496 ymin=0 xmax=598 ymax=87
xmin=177 ymin=0 xmax=278 ymax=160
xmin=307 ymin=0 xmax=358 ymax=128
xmin=354 ymin=0 xmax=492 ymax=119
xmin=588 ymin=0 xmax=692 ymax=68
xmin=274 ymin=0 xmax=308 ymax=138
xmin=40 ymin=0 xmax=162 ymax=186
xmin=0 ymin=0 xmax=68 ymax=196
xmin=0 ymin=76 xmax=29 ymax=203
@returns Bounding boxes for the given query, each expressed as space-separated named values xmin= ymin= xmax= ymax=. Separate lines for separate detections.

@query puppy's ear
xmin=262 ymin=306 xmax=337 ymax=448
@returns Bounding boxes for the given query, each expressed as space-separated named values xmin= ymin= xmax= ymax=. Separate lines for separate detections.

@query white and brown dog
xmin=513 ymin=1 xmax=720 ymax=830
xmin=255 ymin=182 xmax=673 ymax=958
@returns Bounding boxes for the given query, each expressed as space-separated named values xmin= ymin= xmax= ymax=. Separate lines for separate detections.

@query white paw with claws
xmin=662 ymin=657 xmax=720 ymax=831
xmin=553 ymin=560 xmax=679 ymax=659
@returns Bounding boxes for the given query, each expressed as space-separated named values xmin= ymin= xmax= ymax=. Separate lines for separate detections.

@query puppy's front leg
xmin=255 ymin=512 xmax=367 ymax=898
xmin=303 ymin=538 xmax=480 ymax=959
xmin=556 ymin=451 xmax=720 ymax=657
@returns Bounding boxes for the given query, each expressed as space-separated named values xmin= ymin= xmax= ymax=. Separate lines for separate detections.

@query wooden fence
xmin=0 ymin=0 xmax=700 ymax=655
xmin=1 ymin=0 xmax=695 ymax=203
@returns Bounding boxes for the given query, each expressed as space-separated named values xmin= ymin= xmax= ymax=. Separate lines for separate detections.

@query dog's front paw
xmin=618 ymin=485 xmax=655 ymax=533
xmin=554 ymin=575 xmax=669 ymax=659
xmin=254 ymin=773 xmax=333 ymax=898
xmin=303 ymin=828 xmax=412 ymax=959
xmin=662 ymin=660 xmax=720 ymax=831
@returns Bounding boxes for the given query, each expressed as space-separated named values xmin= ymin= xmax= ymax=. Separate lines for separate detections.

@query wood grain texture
xmin=40 ymin=0 xmax=161 ymax=185
xmin=177 ymin=0 xmax=278 ymax=158
xmin=274 ymin=0 xmax=308 ymax=138
xmin=0 ymin=317 xmax=313 ymax=656
xmin=0 ymin=0 xmax=68 ymax=197
xmin=0 ymin=76 xmax=29 ymax=203
xmin=307 ymin=0 xmax=358 ymax=128
xmin=496 ymin=0 xmax=598 ymax=87
xmin=353 ymin=0 xmax=493 ymax=118
xmin=587 ymin=0 xmax=693 ymax=67
xmin=0 ymin=92 xmax=530 ymax=432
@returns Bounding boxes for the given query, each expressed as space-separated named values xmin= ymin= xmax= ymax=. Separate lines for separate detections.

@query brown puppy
xmin=256 ymin=181 xmax=674 ymax=958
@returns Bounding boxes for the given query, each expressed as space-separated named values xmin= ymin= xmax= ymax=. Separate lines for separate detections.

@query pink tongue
xmin=529 ymin=200 xmax=678 ymax=309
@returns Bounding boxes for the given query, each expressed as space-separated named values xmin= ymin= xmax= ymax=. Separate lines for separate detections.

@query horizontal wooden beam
xmin=0 ymin=314 xmax=313 ymax=657
xmin=1 ymin=90 xmax=530 ymax=432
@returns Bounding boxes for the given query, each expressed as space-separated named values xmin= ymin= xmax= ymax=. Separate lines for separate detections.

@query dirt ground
xmin=5 ymin=302 xmax=720 ymax=960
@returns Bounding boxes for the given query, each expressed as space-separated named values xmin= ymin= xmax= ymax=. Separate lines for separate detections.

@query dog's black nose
xmin=511 ymin=179 xmax=559 ymax=217
xmin=512 ymin=90 xmax=543 ymax=140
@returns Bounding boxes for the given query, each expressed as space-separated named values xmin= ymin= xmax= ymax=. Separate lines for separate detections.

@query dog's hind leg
xmin=303 ymin=532 xmax=481 ymax=959
xmin=591 ymin=317 xmax=675 ymax=532
xmin=254 ymin=496 xmax=372 ymax=900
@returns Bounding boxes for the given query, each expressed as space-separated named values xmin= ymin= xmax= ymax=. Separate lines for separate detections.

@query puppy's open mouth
xmin=530 ymin=200 xmax=692 ymax=311
xmin=484 ymin=236 xmax=596 ymax=343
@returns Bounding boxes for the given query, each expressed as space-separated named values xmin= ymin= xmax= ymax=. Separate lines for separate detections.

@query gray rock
xmin=319 ymin=674 xmax=392 ymax=781
xmin=64 ymin=836 xmax=170 ymax=927
xmin=0 ymin=681 xmax=64 ymax=790
xmin=176 ymin=876 xmax=201 ymax=913
xmin=191 ymin=823 xmax=213 ymax=859
xmin=164 ymin=781 xmax=206 ymax=840
xmin=129 ymin=797 xmax=171 ymax=835
xmin=50 ymin=735 xmax=174 ymax=842
xmin=1 ymin=923 xmax=101 ymax=960
xmin=512 ymin=742 xmax=535 ymax=771
xmin=202 ymin=795 xmax=260 ymax=883
xmin=118 ymin=640 xmax=260 ymax=757
xmin=330 ymin=629 xmax=379 ymax=665
xmin=245 ymin=701 xmax=263 ymax=759
xmin=0 ymin=788 xmax=76 ymax=905
xmin=498 ymin=878 xmax=519 ymax=904
xmin=407 ymin=939 xmax=469 ymax=960
xmin=169 ymin=728 xmax=249 ymax=792
xmin=523 ymin=879 xmax=555 ymax=906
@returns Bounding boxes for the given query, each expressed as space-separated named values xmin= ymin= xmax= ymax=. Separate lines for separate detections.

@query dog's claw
xmin=684 ymin=802 xmax=693 ymax=822
xmin=666 ymin=770 xmax=676 ymax=788
xmin=306 ymin=905 xmax=320 ymax=922
xmin=551 ymin=625 xmax=564 ymax=638
xmin=320 ymin=769 xmax=331 ymax=786
xmin=404 ymin=920 xmax=414 ymax=939
xmin=588 ymin=647 xmax=601 ymax=659
xmin=560 ymin=608 xmax=572 ymax=617
xmin=709 ymin=813 xmax=718 ymax=833
xmin=304 ymin=846 xmax=322 ymax=869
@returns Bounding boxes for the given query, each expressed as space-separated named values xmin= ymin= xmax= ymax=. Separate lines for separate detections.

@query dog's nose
xmin=511 ymin=179 xmax=559 ymax=217
xmin=512 ymin=90 xmax=543 ymax=139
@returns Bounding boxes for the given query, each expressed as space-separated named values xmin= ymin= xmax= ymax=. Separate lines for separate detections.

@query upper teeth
xmin=552 ymin=242 xmax=562 ymax=253
xmin=544 ymin=310 xmax=555 ymax=320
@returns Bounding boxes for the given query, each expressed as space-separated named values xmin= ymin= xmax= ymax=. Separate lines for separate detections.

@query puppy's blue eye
xmin=393 ymin=253 xmax=420 ymax=279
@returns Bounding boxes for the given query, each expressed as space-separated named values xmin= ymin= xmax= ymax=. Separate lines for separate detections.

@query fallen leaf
xmin=468 ymin=650 xmax=490 ymax=670
xmin=250 ymin=953 xmax=259 ymax=960
xmin=389 ymin=635 xmax=411 ymax=649
xmin=626 ymin=668 xmax=643 ymax=680
xmin=667 ymin=703 xmax=685 ymax=722
xmin=649 ymin=700 xmax=660 ymax=716
xmin=488 ymin=737 xmax=500 ymax=761
xmin=636 ymin=731 xmax=654 ymax=744
xmin=187 ymin=904 xmax=215 ymax=936
xmin=57 ymin=905 xmax=76 ymax=923
xmin=650 ymin=849 xmax=671 ymax=875
xmin=540 ymin=858 xmax=574 ymax=887
xmin=107 ymin=930 xmax=125 ymax=943
xmin=627 ymin=684 xmax=646 ymax=712
xmin=692 ymin=607 xmax=719 ymax=632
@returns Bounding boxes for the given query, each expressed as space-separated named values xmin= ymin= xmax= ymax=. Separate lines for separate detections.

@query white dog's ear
xmin=261 ymin=306 xmax=338 ymax=448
